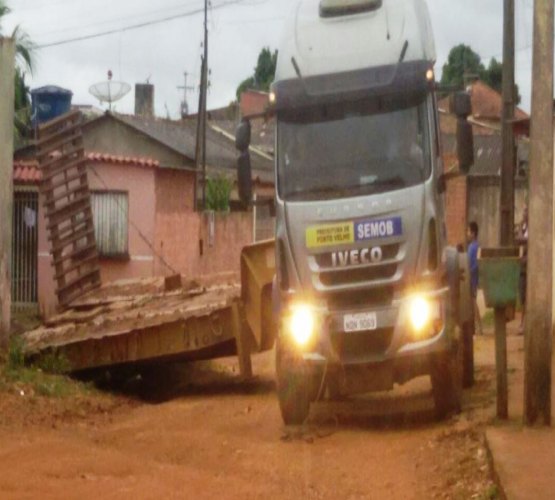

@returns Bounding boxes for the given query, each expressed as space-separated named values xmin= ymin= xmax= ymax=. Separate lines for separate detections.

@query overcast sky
xmin=3 ymin=0 xmax=536 ymax=118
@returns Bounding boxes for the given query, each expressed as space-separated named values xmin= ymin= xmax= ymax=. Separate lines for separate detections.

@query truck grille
xmin=324 ymin=286 xmax=394 ymax=311
xmin=312 ymin=242 xmax=403 ymax=289
xmin=320 ymin=264 xmax=397 ymax=287
xmin=330 ymin=328 xmax=394 ymax=362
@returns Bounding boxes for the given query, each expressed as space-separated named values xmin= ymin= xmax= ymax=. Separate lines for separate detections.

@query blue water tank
xmin=31 ymin=86 xmax=73 ymax=126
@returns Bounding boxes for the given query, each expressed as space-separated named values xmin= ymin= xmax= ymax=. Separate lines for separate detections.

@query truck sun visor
xmin=320 ymin=0 xmax=382 ymax=18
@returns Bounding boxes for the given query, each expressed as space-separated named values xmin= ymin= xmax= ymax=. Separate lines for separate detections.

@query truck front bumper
xmin=283 ymin=287 xmax=453 ymax=369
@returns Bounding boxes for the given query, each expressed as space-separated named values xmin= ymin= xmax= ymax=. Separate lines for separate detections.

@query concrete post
xmin=0 ymin=38 xmax=16 ymax=348
xmin=524 ymin=0 xmax=554 ymax=427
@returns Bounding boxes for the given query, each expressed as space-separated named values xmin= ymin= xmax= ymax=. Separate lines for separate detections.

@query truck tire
xmin=430 ymin=339 xmax=463 ymax=419
xmin=275 ymin=337 xmax=318 ymax=425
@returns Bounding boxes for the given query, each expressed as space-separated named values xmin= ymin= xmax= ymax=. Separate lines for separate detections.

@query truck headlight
xmin=409 ymin=296 xmax=432 ymax=333
xmin=288 ymin=304 xmax=315 ymax=347
xmin=408 ymin=295 xmax=444 ymax=340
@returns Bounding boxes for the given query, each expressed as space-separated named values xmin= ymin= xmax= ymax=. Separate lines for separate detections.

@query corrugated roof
xmin=442 ymin=133 xmax=529 ymax=177
xmin=98 ymin=112 xmax=274 ymax=183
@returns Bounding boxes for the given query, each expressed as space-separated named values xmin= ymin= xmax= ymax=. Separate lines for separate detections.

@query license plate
xmin=343 ymin=312 xmax=377 ymax=332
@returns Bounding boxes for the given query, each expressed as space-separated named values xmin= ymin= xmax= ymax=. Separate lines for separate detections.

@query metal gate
xmin=11 ymin=188 xmax=39 ymax=311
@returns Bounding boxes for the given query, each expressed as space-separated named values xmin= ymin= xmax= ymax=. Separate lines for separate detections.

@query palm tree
xmin=0 ymin=0 xmax=35 ymax=145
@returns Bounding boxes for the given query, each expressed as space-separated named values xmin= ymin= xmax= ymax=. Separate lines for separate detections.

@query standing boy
xmin=467 ymin=221 xmax=482 ymax=335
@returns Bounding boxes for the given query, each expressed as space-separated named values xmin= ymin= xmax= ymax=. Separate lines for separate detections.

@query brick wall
xmin=155 ymin=209 xmax=253 ymax=279
xmin=154 ymin=168 xmax=254 ymax=278
xmin=443 ymin=152 xmax=468 ymax=247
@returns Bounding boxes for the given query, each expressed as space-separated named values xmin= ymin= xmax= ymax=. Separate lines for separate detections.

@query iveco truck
xmin=236 ymin=0 xmax=474 ymax=424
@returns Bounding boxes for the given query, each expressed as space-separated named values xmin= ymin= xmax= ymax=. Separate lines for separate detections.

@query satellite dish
xmin=89 ymin=70 xmax=131 ymax=110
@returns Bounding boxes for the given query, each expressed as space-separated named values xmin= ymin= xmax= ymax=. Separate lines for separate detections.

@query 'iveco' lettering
xmin=331 ymin=247 xmax=383 ymax=267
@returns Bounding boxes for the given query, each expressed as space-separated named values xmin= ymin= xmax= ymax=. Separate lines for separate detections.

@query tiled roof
xmin=438 ymin=80 xmax=528 ymax=122
xmin=13 ymin=160 xmax=41 ymax=184
xmin=13 ymin=152 xmax=160 ymax=184
xmin=87 ymin=152 xmax=160 ymax=168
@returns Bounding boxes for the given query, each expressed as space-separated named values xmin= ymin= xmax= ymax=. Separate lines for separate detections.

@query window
xmin=91 ymin=191 xmax=129 ymax=258
xmin=277 ymin=97 xmax=431 ymax=202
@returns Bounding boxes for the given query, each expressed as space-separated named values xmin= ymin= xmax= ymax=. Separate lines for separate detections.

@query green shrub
xmin=206 ymin=175 xmax=232 ymax=212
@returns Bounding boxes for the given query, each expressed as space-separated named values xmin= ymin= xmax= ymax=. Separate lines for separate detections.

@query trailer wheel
xmin=275 ymin=337 xmax=318 ymax=425
xmin=430 ymin=338 xmax=463 ymax=419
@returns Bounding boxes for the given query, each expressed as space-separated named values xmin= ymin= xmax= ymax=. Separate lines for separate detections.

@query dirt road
xmin=0 ymin=337 xmax=499 ymax=500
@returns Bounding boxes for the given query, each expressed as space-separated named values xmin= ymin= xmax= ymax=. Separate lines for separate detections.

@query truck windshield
xmin=277 ymin=99 xmax=431 ymax=202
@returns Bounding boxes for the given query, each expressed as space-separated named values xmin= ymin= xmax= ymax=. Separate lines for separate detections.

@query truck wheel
xmin=275 ymin=338 xmax=318 ymax=425
xmin=430 ymin=340 xmax=463 ymax=419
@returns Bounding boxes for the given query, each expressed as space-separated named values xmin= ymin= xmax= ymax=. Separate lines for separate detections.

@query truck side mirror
xmin=451 ymin=92 xmax=474 ymax=175
xmin=236 ymin=120 xmax=251 ymax=152
xmin=237 ymin=150 xmax=253 ymax=207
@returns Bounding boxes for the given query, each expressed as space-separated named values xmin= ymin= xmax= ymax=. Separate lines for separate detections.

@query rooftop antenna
xmin=177 ymin=71 xmax=195 ymax=118
xmin=89 ymin=70 xmax=131 ymax=111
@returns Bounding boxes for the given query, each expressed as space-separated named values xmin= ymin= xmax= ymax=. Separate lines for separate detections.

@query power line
xmin=35 ymin=0 xmax=204 ymax=39
xmin=35 ymin=0 xmax=251 ymax=49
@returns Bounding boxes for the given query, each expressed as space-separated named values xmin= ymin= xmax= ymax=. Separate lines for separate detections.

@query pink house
xmin=13 ymin=100 xmax=275 ymax=319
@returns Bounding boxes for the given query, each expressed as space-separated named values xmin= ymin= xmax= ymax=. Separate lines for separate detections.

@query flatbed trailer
xmin=22 ymin=240 xmax=276 ymax=376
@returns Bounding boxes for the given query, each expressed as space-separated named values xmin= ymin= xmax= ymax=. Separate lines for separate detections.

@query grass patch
xmin=1 ymin=335 xmax=91 ymax=399
xmin=481 ymin=311 xmax=494 ymax=329
xmin=480 ymin=484 xmax=500 ymax=500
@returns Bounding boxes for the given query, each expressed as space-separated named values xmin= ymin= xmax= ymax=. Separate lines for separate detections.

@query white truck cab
xmin=236 ymin=0 xmax=474 ymax=425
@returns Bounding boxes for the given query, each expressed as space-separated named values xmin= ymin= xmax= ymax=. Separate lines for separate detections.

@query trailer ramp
xmin=22 ymin=277 xmax=245 ymax=373
xmin=22 ymin=241 xmax=276 ymax=376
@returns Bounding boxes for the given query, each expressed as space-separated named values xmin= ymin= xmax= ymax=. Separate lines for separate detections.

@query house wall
xmin=154 ymin=168 xmax=197 ymax=276
xmin=198 ymin=211 xmax=254 ymax=276
xmin=88 ymin=161 xmax=157 ymax=283
xmin=37 ymin=161 xmax=157 ymax=318
xmin=37 ymin=191 xmax=56 ymax=318
xmin=83 ymin=118 xmax=192 ymax=168
xmin=444 ymin=176 xmax=468 ymax=247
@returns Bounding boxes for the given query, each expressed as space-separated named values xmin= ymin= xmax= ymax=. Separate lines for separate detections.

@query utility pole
xmin=194 ymin=0 xmax=209 ymax=211
xmin=0 ymin=39 xmax=15 ymax=348
xmin=491 ymin=0 xmax=516 ymax=422
xmin=500 ymin=0 xmax=516 ymax=246
xmin=201 ymin=0 xmax=209 ymax=211
xmin=524 ymin=0 xmax=554 ymax=427
xmin=194 ymin=58 xmax=204 ymax=212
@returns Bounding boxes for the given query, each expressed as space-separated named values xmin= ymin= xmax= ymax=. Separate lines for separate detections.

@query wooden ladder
xmin=37 ymin=110 xmax=101 ymax=308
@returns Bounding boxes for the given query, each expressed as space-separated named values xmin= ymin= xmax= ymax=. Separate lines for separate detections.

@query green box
xmin=478 ymin=256 xmax=520 ymax=308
